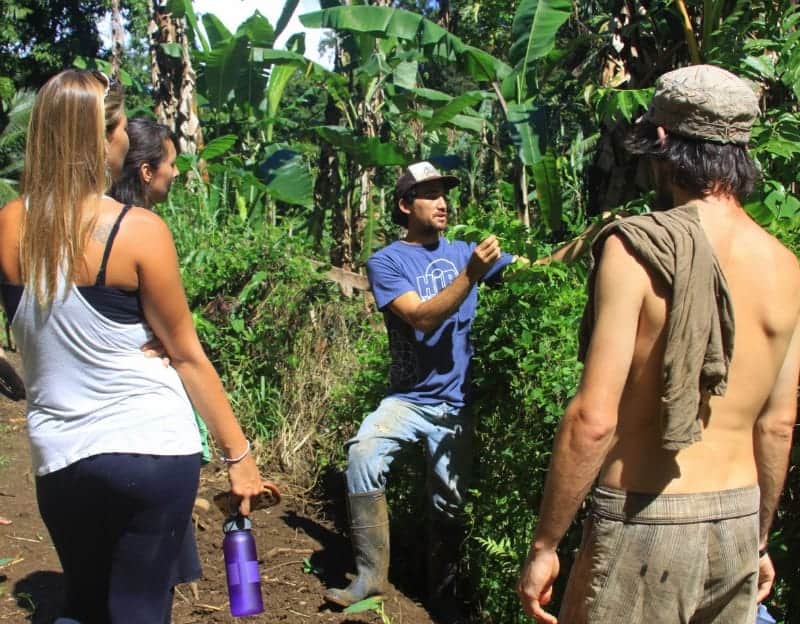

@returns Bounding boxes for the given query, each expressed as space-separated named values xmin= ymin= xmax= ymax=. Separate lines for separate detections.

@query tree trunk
xmin=110 ymin=0 xmax=124 ymax=79
xmin=438 ymin=0 xmax=453 ymax=31
xmin=312 ymin=97 xmax=342 ymax=251
xmin=147 ymin=0 xmax=204 ymax=157
xmin=327 ymin=29 xmax=353 ymax=271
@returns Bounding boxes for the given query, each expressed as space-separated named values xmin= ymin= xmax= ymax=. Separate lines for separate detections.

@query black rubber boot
xmin=427 ymin=515 xmax=469 ymax=623
xmin=324 ymin=491 xmax=390 ymax=607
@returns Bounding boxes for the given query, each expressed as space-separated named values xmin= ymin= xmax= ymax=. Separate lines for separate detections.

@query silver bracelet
xmin=221 ymin=440 xmax=250 ymax=464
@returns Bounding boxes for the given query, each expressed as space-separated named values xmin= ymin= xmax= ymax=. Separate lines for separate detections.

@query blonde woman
xmin=0 ymin=69 xmax=271 ymax=623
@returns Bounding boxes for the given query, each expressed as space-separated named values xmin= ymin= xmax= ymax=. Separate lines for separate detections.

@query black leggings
xmin=36 ymin=453 xmax=201 ymax=624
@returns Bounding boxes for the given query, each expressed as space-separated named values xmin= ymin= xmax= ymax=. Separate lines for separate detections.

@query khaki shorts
xmin=559 ymin=486 xmax=760 ymax=624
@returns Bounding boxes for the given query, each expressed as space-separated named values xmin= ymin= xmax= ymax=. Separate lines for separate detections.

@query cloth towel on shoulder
xmin=578 ymin=204 xmax=735 ymax=451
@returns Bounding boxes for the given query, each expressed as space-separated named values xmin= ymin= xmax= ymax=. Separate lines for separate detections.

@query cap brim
xmin=413 ymin=174 xmax=459 ymax=190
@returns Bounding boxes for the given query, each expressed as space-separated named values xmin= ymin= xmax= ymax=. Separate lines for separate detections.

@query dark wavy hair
xmin=392 ymin=189 xmax=416 ymax=227
xmin=626 ymin=120 xmax=760 ymax=202
xmin=109 ymin=117 xmax=176 ymax=208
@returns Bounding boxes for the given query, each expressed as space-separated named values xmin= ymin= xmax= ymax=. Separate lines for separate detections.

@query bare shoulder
xmin=598 ymin=232 xmax=650 ymax=278
xmin=756 ymin=225 xmax=800 ymax=282
xmin=118 ymin=205 xmax=173 ymax=241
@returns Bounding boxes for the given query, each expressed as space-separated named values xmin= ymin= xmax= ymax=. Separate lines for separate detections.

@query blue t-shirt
xmin=366 ymin=237 xmax=513 ymax=407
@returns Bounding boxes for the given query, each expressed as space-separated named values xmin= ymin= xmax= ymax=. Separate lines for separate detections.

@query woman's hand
xmin=226 ymin=454 xmax=281 ymax=516
xmin=140 ymin=337 xmax=170 ymax=367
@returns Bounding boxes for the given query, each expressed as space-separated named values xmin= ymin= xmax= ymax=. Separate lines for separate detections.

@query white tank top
xmin=12 ymin=278 xmax=201 ymax=476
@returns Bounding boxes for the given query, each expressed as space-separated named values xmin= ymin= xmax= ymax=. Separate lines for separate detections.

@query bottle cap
xmin=223 ymin=514 xmax=252 ymax=533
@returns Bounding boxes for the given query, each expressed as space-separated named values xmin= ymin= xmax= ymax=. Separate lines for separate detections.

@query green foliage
xmin=0 ymin=87 xmax=33 ymax=204
xmin=0 ymin=0 xmax=106 ymax=90
xmin=160 ymin=182 xmax=341 ymax=437
xmin=464 ymin=214 xmax=587 ymax=622
xmin=3 ymin=1 xmax=800 ymax=621
xmin=312 ymin=126 xmax=409 ymax=166
xmin=509 ymin=0 xmax=572 ymax=88
xmin=300 ymin=5 xmax=512 ymax=83
xmin=344 ymin=596 xmax=393 ymax=623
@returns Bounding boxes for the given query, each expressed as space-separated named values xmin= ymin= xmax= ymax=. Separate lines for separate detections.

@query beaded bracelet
xmin=221 ymin=440 xmax=250 ymax=464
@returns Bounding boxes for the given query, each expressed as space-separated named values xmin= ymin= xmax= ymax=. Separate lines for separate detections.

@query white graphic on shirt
xmin=416 ymin=259 xmax=458 ymax=301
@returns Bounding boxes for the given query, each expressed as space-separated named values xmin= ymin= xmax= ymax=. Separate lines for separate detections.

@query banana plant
xmin=298 ymin=4 xmax=509 ymax=266
xmin=498 ymin=0 xmax=572 ymax=230
xmin=185 ymin=1 xmax=322 ymax=210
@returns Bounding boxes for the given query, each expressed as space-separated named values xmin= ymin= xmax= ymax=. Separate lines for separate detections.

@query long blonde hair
xmin=20 ymin=69 xmax=125 ymax=306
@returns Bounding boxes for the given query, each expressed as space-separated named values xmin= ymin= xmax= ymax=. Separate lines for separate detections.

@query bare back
xmin=600 ymin=201 xmax=800 ymax=494
xmin=0 ymin=196 xmax=143 ymax=291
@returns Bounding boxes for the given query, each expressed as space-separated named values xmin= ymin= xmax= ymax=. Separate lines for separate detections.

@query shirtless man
xmin=517 ymin=65 xmax=800 ymax=623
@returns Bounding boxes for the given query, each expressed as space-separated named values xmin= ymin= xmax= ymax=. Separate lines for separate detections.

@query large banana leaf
xmin=414 ymin=109 xmax=490 ymax=134
xmin=257 ymin=146 xmax=313 ymax=207
xmin=266 ymin=64 xmax=298 ymax=142
xmin=531 ymin=150 xmax=563 ymax=232
xmin=397 ymin=87 xmax=493 ymax=133
xmin=200 ymin=12 xmax=282 ymax=109
xmin=301 ymin=6 xmax=511 ymax=83
xmin=274 ymin=0 xmax=300 ymax=40
xmin=509 ymin=0 xmax=571 ymax=95
xmin=235 ymin=11 xmax=276 ymax=48
xmin=506 ymin=100 xmax=543 ymax=166
xmin=392 ymin=60 xmax=418 ymax=89
xmin=424 ymin=91 xmax=489 ymax=131
xmin=201 ymin=13 xmax=232 ymax=48
xmin=201 ymin=36 xmax=252 ymax=108
xmin=510 ymin=0 xmax=572 ymax=67
xmin=200 ymin=134 xmax=237 ymax=161
xmin=312 ymin=126 xmax=408 ymax=166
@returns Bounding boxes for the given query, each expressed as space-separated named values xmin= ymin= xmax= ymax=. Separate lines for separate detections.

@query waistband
xmin=592 ymin=485 xmax=760 ymax=525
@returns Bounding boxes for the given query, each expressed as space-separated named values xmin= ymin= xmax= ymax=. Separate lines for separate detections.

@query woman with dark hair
xmin=0 ymin=69 xmax=273 ymax=623
xmin=110 ymin=115 xmax=212 ymax=593
xmin=110 ymin=117 xmax=178 ymax=209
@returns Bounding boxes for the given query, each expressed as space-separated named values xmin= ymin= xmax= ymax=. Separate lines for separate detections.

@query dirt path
xmin=0 ymin=351 xmax=435 ymax=624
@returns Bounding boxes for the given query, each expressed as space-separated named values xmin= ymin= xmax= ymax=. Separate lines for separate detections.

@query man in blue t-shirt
xmin=325 ymin=161 xmax=515 ymax=621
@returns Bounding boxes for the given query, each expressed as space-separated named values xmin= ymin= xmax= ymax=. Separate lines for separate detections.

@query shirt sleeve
xmin=482 ymin=251 xmax=515 ymax=284
xmin=367 ymin=253 xmax=416 ymax=311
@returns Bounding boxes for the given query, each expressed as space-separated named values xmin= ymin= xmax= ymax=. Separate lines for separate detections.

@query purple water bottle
xmin=223 ymin=515 xmax=264 ymax=617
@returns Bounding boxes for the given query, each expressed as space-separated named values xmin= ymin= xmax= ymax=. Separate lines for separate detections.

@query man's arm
xmin=518 ymin=234 xmax=648 ymax=623
xmin=389 ymin=235 xmax=501 ymax=334
xmin=753 ymin=314 xmax=800 ymax=601
xmin=535 ymin=212 xmax=624 ymax=266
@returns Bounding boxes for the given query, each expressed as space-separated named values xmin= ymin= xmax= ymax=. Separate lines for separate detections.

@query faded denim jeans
xmin=345 ymin=397 xmax=472 ymax=519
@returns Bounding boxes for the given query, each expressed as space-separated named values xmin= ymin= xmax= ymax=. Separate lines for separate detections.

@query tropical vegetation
xmin=1 ymin=1 xmax=800 ymax=622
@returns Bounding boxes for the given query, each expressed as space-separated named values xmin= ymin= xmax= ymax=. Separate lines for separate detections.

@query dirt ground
xmin=0 ymin=351 xmax=435 ymax=624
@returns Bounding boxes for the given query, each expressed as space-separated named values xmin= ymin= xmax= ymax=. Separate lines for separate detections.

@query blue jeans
xmin=345 ymin=397 xmax=472 ymax=519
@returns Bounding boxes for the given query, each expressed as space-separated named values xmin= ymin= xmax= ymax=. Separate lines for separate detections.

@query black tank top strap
xmin=95 ymin=204 xmax=132 ymax=287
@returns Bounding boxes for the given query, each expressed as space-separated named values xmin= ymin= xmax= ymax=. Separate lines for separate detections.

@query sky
xmin=191 ymin=0 xmax=333 ymax=67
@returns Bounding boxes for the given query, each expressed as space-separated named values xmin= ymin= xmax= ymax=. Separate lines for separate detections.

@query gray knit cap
xmin=644 ymin=65 xmax=759 ymax=145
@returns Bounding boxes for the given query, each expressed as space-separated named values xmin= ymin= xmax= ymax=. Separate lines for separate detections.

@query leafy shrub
xmin=159 ymin=182 xmax=384 ymax=477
